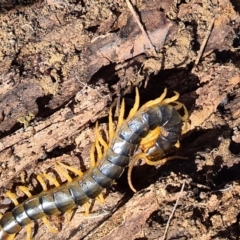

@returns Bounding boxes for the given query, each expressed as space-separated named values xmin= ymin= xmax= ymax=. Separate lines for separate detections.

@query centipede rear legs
xmin=4 ymin=162 xmax=87 ymax=239
xmin=4 ymin=179 xmax=59 ymax=240
xmin=4 ymin=185 xmax=59 ymax=240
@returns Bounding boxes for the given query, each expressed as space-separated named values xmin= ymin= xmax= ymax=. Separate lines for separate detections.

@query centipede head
xmin=145 ymin=145 xmax=165 ymax=161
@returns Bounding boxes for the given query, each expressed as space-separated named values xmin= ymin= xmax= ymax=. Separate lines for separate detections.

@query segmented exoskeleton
xmin=0 ymin=88 xmax=188 ymax=239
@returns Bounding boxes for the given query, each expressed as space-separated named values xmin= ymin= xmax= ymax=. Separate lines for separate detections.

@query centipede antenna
xmin=145 ymin=156 xmax=188 ymax=166
xmin=127 ymin=152 xmax=146 ymax=192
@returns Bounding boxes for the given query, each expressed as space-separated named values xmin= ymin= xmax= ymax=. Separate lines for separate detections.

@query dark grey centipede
xmin=0 ymin=91 xmax=187 ymax=239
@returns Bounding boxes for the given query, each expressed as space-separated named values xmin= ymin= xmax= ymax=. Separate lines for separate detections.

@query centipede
xmin=0 ymin=87 xmax=188 ymax=239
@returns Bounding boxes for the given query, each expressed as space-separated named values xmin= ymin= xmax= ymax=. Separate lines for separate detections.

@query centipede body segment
xmin=0 ymin=88 xmax=188 ymax=239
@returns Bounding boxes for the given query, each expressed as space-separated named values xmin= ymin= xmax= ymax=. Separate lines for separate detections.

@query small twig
xmin=192 ymin=18 xmax=215 ymax=73
xmin=212 ymin=184 xmax=233 ymax=193
xmin=190 ymin=181 xmax=211 ymax=190
xmin=125 ymin=0 xmax=157 ymax=57
xmin=161 ymin=180 xmax=186 ymax=240
xmin=81 ymin=209 xmax=110 ymax=219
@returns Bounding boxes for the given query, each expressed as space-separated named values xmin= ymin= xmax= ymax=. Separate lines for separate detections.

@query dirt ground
xmin=0 ymin=0 xmax=240 ymax=239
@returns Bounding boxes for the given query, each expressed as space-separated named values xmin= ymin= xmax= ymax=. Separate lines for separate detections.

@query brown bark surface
xmin=0 ymin=0 xmax=240 ymax=239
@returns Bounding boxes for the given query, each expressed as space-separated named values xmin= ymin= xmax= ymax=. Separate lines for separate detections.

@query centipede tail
xmin=0 ymin=88 xmax=188 ymax=239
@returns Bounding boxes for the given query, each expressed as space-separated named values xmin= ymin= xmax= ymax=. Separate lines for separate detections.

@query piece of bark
xmin=0 ymin=86 xmax=110 ymax=188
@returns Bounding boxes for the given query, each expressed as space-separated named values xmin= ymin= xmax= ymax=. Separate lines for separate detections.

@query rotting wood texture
xmin=0 ymin=0 xmax=240 ymax=239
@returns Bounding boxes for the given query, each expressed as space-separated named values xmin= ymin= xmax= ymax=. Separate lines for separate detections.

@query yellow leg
xmin=173 ymin=101 xmax=189 ymax=134
xmin=126 ymin=88 xmax=140 ymax=120
xmin=42 ymin=173 xmax=60 ymax=187
xmin=7 ymin=188 xmax=33 ymax=239
xmin=18 ymin=186 xmax=32 ymax=198
xmin=37 ymin=174 xmax=60 ymax=191
xmin=140 ymin=127 xmax=161 ymax=151
xmin=116 ymin=98 xmax=125 ymax=131
xmin=5 ymin=191 xmax=19 ymax=206
xmin=57 ymin=162 xmax=83 ymax=177
xmin=96 ymin=193 xmax=105 ymax=204
xmin=108 ymin=106 xmax=115 ymax=144
xmin=36 ymin=175 xmax=59 ymax=234
xmin=94 ymin=122 xmax=108 ymax=163
xmin=42 ymin=216 xmax=58 ymax=233
xmin=182 ymin=121 xmax=189 ymax=134
xmin=181 ymin=104 xmax=189 ymax=122
xmin=127 ymin=153 xmax=188 ymax=192
xmin=66 ymin=209 xmax=74 ymax=222
xmin=95 ymin=123 xmax=108 ymax=152
xmin=90 ymin=142 xmax=97 ymax=169
xmin=161 ymin=91 xmax=180 ymax=104
xmin=109 ymin=88 xmax=139 ymax=143
xmin=54 ymin=164 xmax=72 ymax=183
xmin=91 ymin=122 xmax=104 ymax=166
xmin=83 ymin=202 xmax=90 ymax=216
xmin=37 ymin=175 xmax=48 ymax=191
xmin=7 ymin=234 xmax=16 ymax=240
xmin=20 ymin=171 xmax=27 ymax=184
xmin=139 ymin=88 xmax=167 ymax=111
xmin=95 ymin=137 xmax=102 ymax=165
xmin=174 ymin=141 xmax=180 ymax=148
xmin=26 ymin=224 xmax=32 ymax=240
xmin=173 ymin=101 xmax=189 ymax=121
xmin=172 ymin=101 xmax=183 ymax=110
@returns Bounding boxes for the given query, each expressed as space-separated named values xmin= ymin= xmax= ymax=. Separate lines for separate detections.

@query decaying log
xmin=0 ymin=0 xmax=240 ymax=239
